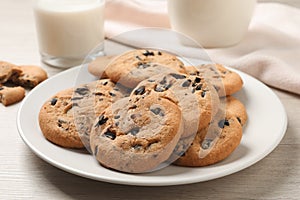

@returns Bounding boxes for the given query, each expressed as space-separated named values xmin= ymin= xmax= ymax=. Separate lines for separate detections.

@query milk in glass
xmin=34 ymin=0 xmax=105 ymax=68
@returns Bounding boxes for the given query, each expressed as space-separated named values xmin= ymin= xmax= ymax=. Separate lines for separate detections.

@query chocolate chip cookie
xmin=73 ymin=79 xmax=127 ymax=150
xmin=130 ymin=72 xmax=220 ymax=137
xmin=10 ymin=65 xmax=48 ymax=88
xmin=0 ymin=61 xmax=21 ymax=84
xmin=184 ymin=64 xmax=243 ymax=96
xmin=173 ymin=96 xmax=247 ymax=167
xmin=90 ymin=93 xmax=184 ymax=173
xmin=39 ymin=79 xmax=125 ymax=149
xmin=104 ymin=49 xmax=186 ymax=88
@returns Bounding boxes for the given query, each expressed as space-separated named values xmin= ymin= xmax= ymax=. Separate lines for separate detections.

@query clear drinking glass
xmin=168 ymin=0 xmax=257 ymax=48
xmin=33 ymin=0 xmax=105 ymax=68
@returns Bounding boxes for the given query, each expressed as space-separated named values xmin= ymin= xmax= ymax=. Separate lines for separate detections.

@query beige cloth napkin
xmin=105 ymin=1 xmax=300 ymax=95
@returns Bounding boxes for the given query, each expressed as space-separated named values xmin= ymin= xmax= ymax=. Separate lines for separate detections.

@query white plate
xmin=17 ymin=65 xmax=287 ymax=186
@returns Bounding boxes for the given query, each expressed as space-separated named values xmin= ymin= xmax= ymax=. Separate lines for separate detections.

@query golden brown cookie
xmin=131 ymin=72 xmax=220 ymax=137
xmin=173 ymin=96 xmax=247 ymax=167
xmin=184 ymin=64 xmax=243 ymax=96
xmin=104 ymin=49 xmax=186 ymax=88
xmin=90 ymin=93 xmax=184 ymax=173
xmin=0 ymin=61 xmax=21 ymax=84
xmin=0 ymin=85 xmax=25 ymax=106
xmin=11 ymin=65 xmax=48 ymax=88
xmin=38 ymin=79 xmax=126 ymax=149
xmin=72 ymin=79 xmax=128 ymax=150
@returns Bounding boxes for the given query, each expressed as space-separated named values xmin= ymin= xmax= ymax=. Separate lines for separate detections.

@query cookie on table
xmin=184 ymin=64 xmax=243 ymax=96
xmin=0 ymin=85 xmax=25 ymax=106
xmin=131 ymin=72 xmax=220 ymax=137
xmin=173 ymin=96 xmax=247 ymax=167
xmin=10 ymin=65 xmax=48 ymax=88
xmin=104 ymin=49 xmax=186 ymax=88
xmin=90 ymin=93 xmax=184 ymax=173
xmin=0 ymin=61 xmax=21 ymax=84
xmin=38 ymin=79 xmax=126 ymax=149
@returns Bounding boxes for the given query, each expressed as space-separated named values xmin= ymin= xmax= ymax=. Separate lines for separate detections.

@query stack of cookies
xmin=0 ymin=61 xmax=47 ymax=106
xmin=38 ymin=49 xmax=247 ymax=173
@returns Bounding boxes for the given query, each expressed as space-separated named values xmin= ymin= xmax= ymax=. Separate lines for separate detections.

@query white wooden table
xmin=0 ymin=0 xmax=299 ymax=199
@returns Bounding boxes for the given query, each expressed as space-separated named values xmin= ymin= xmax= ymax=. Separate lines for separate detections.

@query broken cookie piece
xmin=10 ymin=65 xmax=48 ymax=88
xmin=0 ymin=61 xmax=21 ymax=84
xmin=0 ymin=85 xmax=25 ymax=106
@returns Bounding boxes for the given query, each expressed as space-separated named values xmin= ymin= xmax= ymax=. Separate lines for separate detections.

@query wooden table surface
xmin=0 ymin=0 xmax=299 ymax=199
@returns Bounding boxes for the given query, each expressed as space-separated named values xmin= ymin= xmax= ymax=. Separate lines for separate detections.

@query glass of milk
xmin=34 ymin=0 xmax=105 ymax=68
xmin=167 ymin=0 xmax=257 ymax=48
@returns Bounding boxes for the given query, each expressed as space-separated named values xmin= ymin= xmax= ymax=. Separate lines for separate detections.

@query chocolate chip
xmin=75 ymin=87 xmax=89 ymax=95
xmin=134 ymin=86 xmax=146 ymax=95
xmin=150 ymin=107 xmax=162 ymax=115
xmin=0 ymin=87 xmax=3 ymax=91
xmin=194 ymin=77 xmax=201 ymax=83
xmin=58 ymin=119 xmax=67 ymax=124
xmin=57 ymin=119 xmax=68 ymax=129
xmin=160 ymin=76 xmax=167 ymax=85
xmin=237 ymin=117 xmax=242 ymax=124
xmin=136 ymin=55 xmax=142 ymax=60
xmin=109 ymin=92 xmax=116 ymax=97
xmin=127 ymin=127 xmax=140 ymax=135
xmin=158 ymin=51 xmax=162 ymax=55
xmin=130 ymin=114 xmax=137 ymax=119
xmin=201 ymin=139 xmax=213 ymax=149
xmin=148 ymin=79 xmax=155 ymax=82
xmin=154 ymin=85 xmax=164 ymax=92
xmin=114 ymin=115 xmax=120 ymax=119
xmin=195 ymin=84 xmax=203 ymax=91
xmin=166 ymin=83 xmax=173 ymax=89
xmin=71 ymin=97 xmax=83 ymax=101
xmin=133 ymin=144 xmax=142 ymax=150
xmin=182 ymin=79 xmax=192 ymax=87
xmin=170 ymin=73 xmax=186 ymax=79
xmin=94 ymin=145 xmax=98 ymax=156
xmin=201 ymin=91 xmax=206 ymax=97
xmin=155 ymin=83 xmax=172 ymax=92
xmin=218 ymin=119 xmax=230 ymax=128
xmin=129 ymin=105 xmax=137 ymax=109
xmin=142 ymin=50 xmax=155 ymax=56
xmin=102 ymin=81 xmax=108 ymax=86
xmin=137 ymin=62 xmax=151 ymax=69
xmin=50 ymin=98 xmax=57 ymax=106
xmin=104 ymin=130 xmax=116 ymax=140
xmin=94 ymin=92 xmax=104 ymax=96
xmin=95 ymin=115 xmax=108 ymax=127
